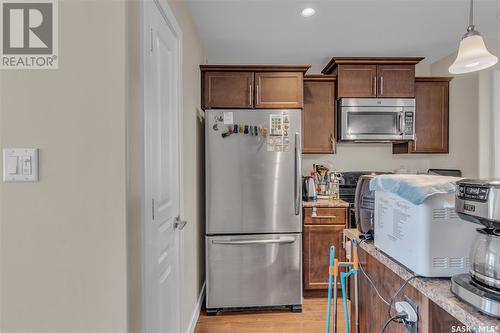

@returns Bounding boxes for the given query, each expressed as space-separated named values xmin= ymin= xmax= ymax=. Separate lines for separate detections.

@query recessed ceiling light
xmin=301 ymin=8 xmax=315 ymax=17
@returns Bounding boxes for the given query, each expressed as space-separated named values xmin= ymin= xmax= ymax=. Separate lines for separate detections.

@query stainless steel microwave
xmin=337 ymin=98 xmax=416 ymax=142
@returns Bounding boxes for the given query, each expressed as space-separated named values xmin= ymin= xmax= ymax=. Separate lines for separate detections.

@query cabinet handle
xmin=329 ymin=133 xmax=335 ymax=150
xmin=312 ymin=215 xmax=338 ymax=219
xmin=380 ymin=76 xmax=384 ymax=95
xmin=373 ymin=77 xmax=377 ymax=96
xmin=249 ymin=84 xmax=253 ymax=105
xmin=256 ymin=84 xmax=260 ymax=104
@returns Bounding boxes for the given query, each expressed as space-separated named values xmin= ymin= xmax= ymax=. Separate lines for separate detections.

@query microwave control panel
xmin=404 ymin=112 xmax=414 ymax=135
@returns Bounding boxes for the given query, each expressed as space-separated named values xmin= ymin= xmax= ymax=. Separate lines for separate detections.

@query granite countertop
xmin=343 ymin=228 xmax=500 ymax=331
xmin=302 ymin=199 xmax=350 ymax=208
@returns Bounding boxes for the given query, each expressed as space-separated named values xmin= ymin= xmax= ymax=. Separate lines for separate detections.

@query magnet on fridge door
xmin=223 ymin=112 xmax=233 ymax=125
xmin=283 ymin=124 xmax=289 ymax=137
xmin=269 ymin=114 xmax=283 ymax=136
xmin=283 ymin=113 xmax=290 ymax=124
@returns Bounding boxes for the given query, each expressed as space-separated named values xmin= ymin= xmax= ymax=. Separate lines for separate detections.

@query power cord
xmin=358 ymin=260 xmax=390 ymax=307
xmin=356 ymin=239 xmax=390 ymax=307
xmin=379 ymin=313 xmax=408 ymax=333
xmin=387 ymin=274 xmax=420 ymax=318
xmin=355 ymin=238 xmax=420 ymax=331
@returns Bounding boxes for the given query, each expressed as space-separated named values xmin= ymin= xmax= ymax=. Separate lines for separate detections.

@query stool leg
xmin=332 ymin=275 xmax=338 ymax=333
xmin=325 ymin=246 xmax=335 ymax=333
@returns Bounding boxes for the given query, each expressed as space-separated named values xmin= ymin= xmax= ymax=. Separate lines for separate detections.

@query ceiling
xmin=186 ymin=0 xmax=500 ymax=66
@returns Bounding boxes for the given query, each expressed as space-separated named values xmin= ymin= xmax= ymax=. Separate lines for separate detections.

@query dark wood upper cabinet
xmin=200 ymin=65 xmax=310 ymax=109
xmin=303 ymin=76 xmax=337 ymax=154
xmin=322 ymin=57 xmax=424 ymax=98
xmin=377 ymin=65 xmax=415 ymax=98
xmin=255 ymin=72 xmax=304 ymax=108
xmin=203 ymin=71 xmax=253 ymax=109
xmin=393 ymin=77 xmax=452 ymax=154
xmin=337 ymin=65 xmax=377 ymax=98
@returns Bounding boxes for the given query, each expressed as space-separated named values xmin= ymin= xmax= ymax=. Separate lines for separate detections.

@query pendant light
xmin=448 ymin=0 xmax=498 ymax=74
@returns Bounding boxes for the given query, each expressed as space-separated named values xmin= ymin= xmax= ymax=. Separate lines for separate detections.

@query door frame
xmin=141 ymin=0 xmax=184 ymax=331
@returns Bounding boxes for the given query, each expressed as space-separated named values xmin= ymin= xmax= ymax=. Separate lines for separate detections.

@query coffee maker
xmin=452 ymin=179 xmax=500 ymax=318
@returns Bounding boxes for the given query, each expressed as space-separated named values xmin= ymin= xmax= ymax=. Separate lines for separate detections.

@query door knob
xmin=174 ymin=216 xmax=187 ymax=230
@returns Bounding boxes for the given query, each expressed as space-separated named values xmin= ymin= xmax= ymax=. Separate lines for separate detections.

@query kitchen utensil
xmin=303 ymin=176 xmax=317 ymax=201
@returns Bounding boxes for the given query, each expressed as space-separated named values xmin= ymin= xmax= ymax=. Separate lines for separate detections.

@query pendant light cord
xmin=468 ymin=0 xmax=474 ymax=30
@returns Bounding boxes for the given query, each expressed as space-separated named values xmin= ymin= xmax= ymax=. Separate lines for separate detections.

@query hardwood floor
xmin=194 ymin=297 xmax=348 ymax=333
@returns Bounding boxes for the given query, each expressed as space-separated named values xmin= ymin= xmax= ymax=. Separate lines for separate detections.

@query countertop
xmin=343 ymin=228 xmax=500 ymax=331
xmin=302 ymin=199 xmax=350 ymax=208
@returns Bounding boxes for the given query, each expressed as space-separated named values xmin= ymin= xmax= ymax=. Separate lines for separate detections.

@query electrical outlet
xmin=401 ymin=296 xmax=418 ymax=333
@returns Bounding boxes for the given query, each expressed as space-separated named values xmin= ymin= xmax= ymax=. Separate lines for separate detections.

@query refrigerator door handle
xmin=212 ymin=236 xmax=296 ymax=245
xmin=295 ymin=132 xmax=301 ymax=216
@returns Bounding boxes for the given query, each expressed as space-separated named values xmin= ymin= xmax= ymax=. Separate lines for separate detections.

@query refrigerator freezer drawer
xmin=206 ymin=233 xmax=302 ymax=309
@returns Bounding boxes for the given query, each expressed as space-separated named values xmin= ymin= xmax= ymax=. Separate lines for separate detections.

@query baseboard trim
xmin=186 ymin=281 xmax=205 ymax=333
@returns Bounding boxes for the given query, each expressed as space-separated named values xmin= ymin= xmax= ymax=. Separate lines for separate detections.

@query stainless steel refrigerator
xmin=205 ymin=109 xmax=303 ymax=314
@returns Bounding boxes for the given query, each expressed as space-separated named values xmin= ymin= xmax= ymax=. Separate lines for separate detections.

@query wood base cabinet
xmin=393 ymin=77 xmax=452 ymax=154
xmin=303 ymin=207 xmax=347 ymax=291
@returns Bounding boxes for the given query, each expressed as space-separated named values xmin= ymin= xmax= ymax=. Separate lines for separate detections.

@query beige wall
xmin=476 ymin=38 xmax=500 ymax=178
xmin=1 ymin=0 xmax=207 ymax=331
xmin=126 ymin=0 xmax=142 ymax=332
xmin=303 ymin=58 xmax=480 ymax=177
xmin=0 ymin=1 xmax=128 ymax=331
xmin=167 ymin=0 xmax=207 ymax=331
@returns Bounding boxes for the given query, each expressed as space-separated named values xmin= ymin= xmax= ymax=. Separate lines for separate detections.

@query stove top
xmin=452 ymin=273 xmax=500 ymax=318
xmin=338 ymin=171 xmax=390 ymax=204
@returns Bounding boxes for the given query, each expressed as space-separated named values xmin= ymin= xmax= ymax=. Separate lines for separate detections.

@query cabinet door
xmin=254 ymin=72 xmax=303 ymax=108
xmin=377 ymin=65 xmax=415 ymax=98
xmin=303 ymin=80 xmax=336 ymax=154
xmin=203 ymin=71 xmax=253 ymax=109
xmin=337 ymin=65 xmax=377 ymax=98
xmin=303 ymin=224 xmax=345 ymax=290
xmin=411 ymin=81 xmax=449 ymax=153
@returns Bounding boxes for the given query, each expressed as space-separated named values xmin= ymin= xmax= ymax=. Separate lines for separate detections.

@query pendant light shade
xmin=448 ymin=0 xmax=498 ymax=74
xmin=449 ymin=35 xmax=498 ymax=74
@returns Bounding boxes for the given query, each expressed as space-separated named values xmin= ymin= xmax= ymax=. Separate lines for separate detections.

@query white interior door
xmin=143 ymin=1 xmax=182 ymax=332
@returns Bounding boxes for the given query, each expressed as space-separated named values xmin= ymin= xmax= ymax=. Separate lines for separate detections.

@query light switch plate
xmin=3 ymin=148 xmax=38 ymax=182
